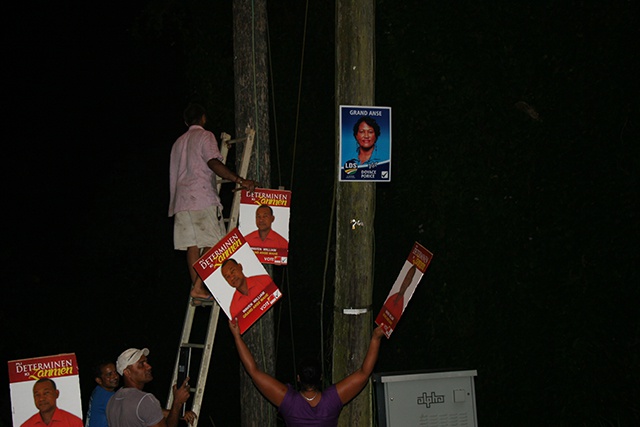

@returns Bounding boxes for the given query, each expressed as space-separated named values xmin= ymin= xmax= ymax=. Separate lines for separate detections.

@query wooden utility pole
xmin=333 ymin=0 xmax=376 ymax=426
xmin=232 ymin=1 xmax=276 ymax=426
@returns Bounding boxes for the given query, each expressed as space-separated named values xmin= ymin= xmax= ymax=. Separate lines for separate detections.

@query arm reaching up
xmin=229 ymin=319 xmax=288 ymax=406
xmin=334 ymin=325 xmax=386 ymax=404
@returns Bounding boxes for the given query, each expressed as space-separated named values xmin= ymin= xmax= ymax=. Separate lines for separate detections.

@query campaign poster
xmin=238 ymin=188 xmax=291 ymax=265
xmin=375 ymin=242 xmax=433 ymax=338
xmin=339 ymin=105 xmax=392 ymax=182
xmin=8 ymin=353 xmax=83 ymax=427
xmin=194 ymin=228 xmax=283 ymax=334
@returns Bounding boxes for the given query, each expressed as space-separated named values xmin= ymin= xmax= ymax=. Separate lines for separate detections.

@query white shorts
xmin=173 ymin=205 xmax=226 ymax=250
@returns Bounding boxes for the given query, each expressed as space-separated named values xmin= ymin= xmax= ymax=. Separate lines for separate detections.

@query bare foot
xmin=190 ymin=280 xmax=212 ymax=300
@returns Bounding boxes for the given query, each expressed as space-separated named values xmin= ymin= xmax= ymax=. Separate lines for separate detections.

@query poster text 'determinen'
xmin=239 ymin=188 xmax=291 ymax=265
xmin=195 ymin=228 xmax=283 ymax=334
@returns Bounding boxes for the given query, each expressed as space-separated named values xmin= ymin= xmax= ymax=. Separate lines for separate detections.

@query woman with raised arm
xmin=229 ymin=319 xmax=385 ymax=426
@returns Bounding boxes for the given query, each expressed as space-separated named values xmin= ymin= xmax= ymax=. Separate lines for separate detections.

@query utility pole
xmin=333 ymin=0 xmax=376 ymax=426
xmin=232 ymin=1 xmax=276 ymax=426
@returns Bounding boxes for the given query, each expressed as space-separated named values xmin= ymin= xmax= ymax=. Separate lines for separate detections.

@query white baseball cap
xmin=116 ymin=348 xmax=150 ymax=375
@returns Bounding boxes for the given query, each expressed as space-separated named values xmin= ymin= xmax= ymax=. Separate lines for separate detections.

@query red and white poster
xmin=238 ymin=188 xmax=291 ymax=265
xmin=375 ymin=242 xmax=433 ymax=338
xmin=8 ymin=353 xmax=83 ymax=427
xmin=194 ymin=228 xmax=283 ymax=334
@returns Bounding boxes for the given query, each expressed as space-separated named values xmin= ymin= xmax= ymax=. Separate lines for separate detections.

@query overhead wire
xmin=263 ymin=0 xmax=337 ymax=391
xmin=249 ymin=7 xmax=272 ymax=422
xmin=288 ymin=0 xmax=310 ymax=190
xmin=250 ymin=0 xmax=261 ymax=182
xmin=320 ymin=169 xmax=337 ymax=380
xmin=267 ymin=11 xmax=282 ymax=188
xmin=263 ymin=0 xmax=311 ymax=387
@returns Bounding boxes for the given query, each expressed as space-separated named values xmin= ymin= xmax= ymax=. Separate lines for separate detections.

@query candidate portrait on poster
xmin=339 ymin=105 xmax=392 ymax=182
xmin=205 ymin=242 xmax=271 ymax=319
xmin=8 ymin=354 xmax=83 ymax=427
xmin=194 ymin=228 xmax=283 ymax=334
xmin=238 ymin=189 xmax=291 ymax=265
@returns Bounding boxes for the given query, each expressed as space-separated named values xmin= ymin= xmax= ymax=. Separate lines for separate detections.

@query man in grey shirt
xmin=106 ymin=348 xmax=195 ymax=427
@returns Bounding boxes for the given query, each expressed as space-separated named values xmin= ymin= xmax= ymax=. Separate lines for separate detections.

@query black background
xmin=2 ymin=1 xmax=638 ymax=426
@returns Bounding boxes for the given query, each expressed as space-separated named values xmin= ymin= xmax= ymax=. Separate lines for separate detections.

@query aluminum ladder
xmin=165 ymin=126 xmax=255 ymax=426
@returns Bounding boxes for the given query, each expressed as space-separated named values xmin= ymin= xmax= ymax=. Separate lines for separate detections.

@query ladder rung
xmin=191 ymin=299 xmax=215 ymax=306
xmin=180 ymin=343 xmax=206 ymax=349
xmin=225 ymin=136 xmax=249 ymax=145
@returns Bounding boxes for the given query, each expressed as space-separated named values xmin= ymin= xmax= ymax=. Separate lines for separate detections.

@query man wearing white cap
xmin=106 ymin=348 xmax=195 ymax=427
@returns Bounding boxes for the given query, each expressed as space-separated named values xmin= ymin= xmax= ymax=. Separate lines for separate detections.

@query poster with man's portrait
xmin=339 ymin=105 xmax=392 ymax=182
xmin=238 ymin=188 xmax=291 ymax=265
xmin=375 ymin=242 xmax=433 ymax=338
xmin=8 ymin=354 xmax=83 ymax=427
xmin=194 ymin=228 xmax=283 ymax=334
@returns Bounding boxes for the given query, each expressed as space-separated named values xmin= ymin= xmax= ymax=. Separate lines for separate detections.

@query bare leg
xmin=187 ymin=246 xmax=211 ymax=299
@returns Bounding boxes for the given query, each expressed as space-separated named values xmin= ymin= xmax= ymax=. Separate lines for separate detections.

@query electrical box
xmin=373 ymin=369 xmax=478 ymax=426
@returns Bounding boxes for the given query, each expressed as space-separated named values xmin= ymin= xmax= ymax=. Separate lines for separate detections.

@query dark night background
xmin=2 ymin=1 xmax=638 ymax=426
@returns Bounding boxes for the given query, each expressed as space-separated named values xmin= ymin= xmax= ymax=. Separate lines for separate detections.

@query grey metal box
xmin=373 ymin=369 xmax=478 ymax=426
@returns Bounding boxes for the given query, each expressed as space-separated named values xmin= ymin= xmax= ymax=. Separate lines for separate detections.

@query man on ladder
xmin=168 ymin=103 xmax=258 ymax=304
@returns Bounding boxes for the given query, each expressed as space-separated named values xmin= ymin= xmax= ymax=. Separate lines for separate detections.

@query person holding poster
xmin=244 ymin=205 xmax=288 ymax=249
xmin=21 ymin=379 xmax=83 ymax=427
xmin=229 ymin=319 xmax=386 ymax=426
xmin=221 ymin=258 xmax=274 ymax=318
xmin=168 ymin=103 xmax=258 ymax=303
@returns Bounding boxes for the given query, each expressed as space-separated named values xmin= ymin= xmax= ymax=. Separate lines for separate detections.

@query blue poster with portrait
xmin=339 ymin=105 xmax=392 ymax=182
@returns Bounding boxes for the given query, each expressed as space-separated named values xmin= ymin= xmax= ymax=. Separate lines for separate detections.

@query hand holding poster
xmin=8 ymin=354 xmax=83 ymax=427
xmin=238 ymin=188 xmax=291 ymax=265
xmin=194 ymin=228 xmax=283 ymax=334
xmin=375 ymin=242 xmax=433 ymax=338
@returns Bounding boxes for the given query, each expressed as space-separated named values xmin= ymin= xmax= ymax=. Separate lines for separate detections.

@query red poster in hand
xmin=194 ymin=228 xmax=283 ymax=334
xmin=375 ymin=242 xmax=433 ymax=338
